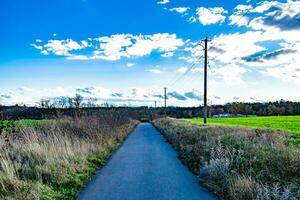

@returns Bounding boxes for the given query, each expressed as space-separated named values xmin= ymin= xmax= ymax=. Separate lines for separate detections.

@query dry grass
xmin=0 ymin=115 xmax=138 ymax=199
xmin=153 ymin=118 xmax=300 ymax=200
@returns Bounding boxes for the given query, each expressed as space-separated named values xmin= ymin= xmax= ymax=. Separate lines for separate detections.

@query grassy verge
xmin=187 ymin=116 xmax=300 ymax=135
xmin=153 ymin=118 xmax=300 ymax=200
xmin=0 ymin=115 xmax=138 ymax=199
xmin=0 ymin=119 xmax=48 ymax=136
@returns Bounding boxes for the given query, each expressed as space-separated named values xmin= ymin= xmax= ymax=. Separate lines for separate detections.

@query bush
xmin=153 ymin=118 xmax=300 ymax=199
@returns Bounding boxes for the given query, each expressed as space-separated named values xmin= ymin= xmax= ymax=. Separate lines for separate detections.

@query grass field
xmin=188 ymin=116 xmax=300 ymax=135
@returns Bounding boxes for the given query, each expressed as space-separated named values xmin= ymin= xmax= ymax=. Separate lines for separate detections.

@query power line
xmin=177 ymin=68 xmax=200 ymax=89
xmin=165 ymin=54 xmax=203 ymax=87
xmin=168 ymin=56 xmax=204 ymax=87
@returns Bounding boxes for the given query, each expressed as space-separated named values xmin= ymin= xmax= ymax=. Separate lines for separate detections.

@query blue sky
xmin=0 ymin=0 xmax=299 ymax=106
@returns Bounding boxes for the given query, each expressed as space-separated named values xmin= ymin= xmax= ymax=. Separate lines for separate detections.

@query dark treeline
xmin=0 ymin=100 xmax=299 ymax=120
xmin=217 ymin=100 xmax=300 ymax=116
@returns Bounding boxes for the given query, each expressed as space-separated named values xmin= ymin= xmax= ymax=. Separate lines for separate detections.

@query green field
xmin=0 ymin=119 xmax=48 ymax=136
xmin=188 ymin=116 xmax=300 ymax=135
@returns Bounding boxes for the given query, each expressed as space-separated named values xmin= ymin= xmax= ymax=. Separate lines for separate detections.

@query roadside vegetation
xmin=188 ymin=116 xmax=300 ymax=135
xmin=153 ymin=118 xmax=300 ymax=200
xmin=0 ymin=119 xmax=48 ymax=136
xmin=0 ymin=113 xmax=138 ymax=199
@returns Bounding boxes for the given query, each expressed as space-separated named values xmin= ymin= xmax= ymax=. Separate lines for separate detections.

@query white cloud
xmin=261 ymin=63 xmax=300 ymax=85
xmin=176 ymin=67 xmax=188 ymax=73
xmin=252 ymin=1 xmax=279 ymax=13
xmin=179 ymin=56 xmax=200 ymax=63
xmin=191 ymin=67 xmax=203 ymax=73
xmin=125 ymin=36 xmax=153 ymax=56
xmin=127 ymin=63 xmax=135 ymax=67
xmin=196 ymin=7 xmax=228 ymax=25
xmin=188 ymin=16 xmax=197 ymax=23
xmin=76 ymin=86 xmax=111 ymax=98
xmin=146 ymin=68 xmax=161 ymax=74
xmin=229 ymin=14 xmax=249 ymax=26
xmin=43 ymin=39 xmax=84 ymax=56
xmin=235 ymin=4 xmax=253 ymax=12
xmin=67 ymin=55 xmax=89 ymax=60
xmin=32 ymin=33 xmax=184 ymax=61
xmin=208 ymin=31 xmax=267 ymax=64
xmin=202 ymin=28 xmax=300 ymax=67
xmin=179 ymin=42 xmax=204 ymax=63
xmin=41 ymin=50 xmax=49 ymax=55
xmin=169 ymin=7 xmax=190 ymax=14
xmin=17 ymin=87 xmax=33 ymax=93
xmin=170 ymin=1 xmax=300 ymax=87
xmin=161 ymin=52 xmax=174 ymax=57
xmin=249 ymin=0 xmax=300 ymax=31
xmin=224 ymin=4 xmax=252 ymax=27
xmin=30 ymin=44 xmax=43 ymax=50
xmin=45 ymin=86 xmax=74 ymax=97
xmin=157 ymin=0 xmax=169 ymax=5
xmin=211 ymin=65 xmax=247 ymax=84
xmin=94 ymin=34 xmax=132 ymax=60
xmin=81 ymin=40 xmax=90 ymax=48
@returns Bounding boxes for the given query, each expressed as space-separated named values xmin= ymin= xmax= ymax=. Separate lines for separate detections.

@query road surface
xmin=77 ymin=123 xmax=216 ymax=200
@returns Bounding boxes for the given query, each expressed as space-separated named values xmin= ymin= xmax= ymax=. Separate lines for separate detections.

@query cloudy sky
xmin=0 ymin=0 xmax=299 ymax=107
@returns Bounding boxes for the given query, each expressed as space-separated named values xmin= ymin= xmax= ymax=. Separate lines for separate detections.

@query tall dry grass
xmin=153 ymin=118 xmax=300 ymax=200
xmin=0 ymin=115 xmax=138 ymax=199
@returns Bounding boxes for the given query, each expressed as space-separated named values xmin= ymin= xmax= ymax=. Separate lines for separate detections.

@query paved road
xmin=77 ymin=123 xmax=216 ymax=200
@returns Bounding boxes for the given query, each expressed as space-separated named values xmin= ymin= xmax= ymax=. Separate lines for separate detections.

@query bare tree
xmin=73 ymin=94 xmax=83 ymax=108
xmin=38 ymin=98 xmax=51 ymax=108
xmin=86 ymin=98 xmax=97 ymax=108
xmin=57 ymin=96 xmax=68 ymax=108
xmin=68 ymin=97 xmax=74 ymax=108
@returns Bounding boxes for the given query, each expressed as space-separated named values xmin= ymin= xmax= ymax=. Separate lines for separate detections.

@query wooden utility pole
xmin=154 ymin=101 xmax=157 ymax=108
xmin=164 ymin=87 xmax=167 ymax=117
xmin=202 ymin=37 xmax=210 ymax=125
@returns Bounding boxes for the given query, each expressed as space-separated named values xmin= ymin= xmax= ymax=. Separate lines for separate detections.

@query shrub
xmin=153 ymin=118 xmax=300 ymax=199
xmin=229 ymin=176 xmax=260 ymax=200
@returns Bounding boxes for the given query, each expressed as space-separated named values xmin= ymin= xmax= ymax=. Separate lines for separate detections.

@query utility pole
xmin=202 ymin=37 xmax=210 ymax=125
xmin=164 ymin=87 xmax=167 ymax=117
xmin=154 ymin=101 xmax=157 ymax=108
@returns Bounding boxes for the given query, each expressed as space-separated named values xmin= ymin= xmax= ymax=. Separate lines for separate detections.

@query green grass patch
xmin=17 ymin=119 xmax=49 ymax=127
xmin=188 ymin=116 xmax=300 ymax=135
xmin=0 ymin=119 xmax=48 ymax=136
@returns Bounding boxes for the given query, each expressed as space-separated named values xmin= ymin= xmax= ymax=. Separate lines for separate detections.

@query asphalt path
xmin=77 ymin=123 xmax=216 ymax=200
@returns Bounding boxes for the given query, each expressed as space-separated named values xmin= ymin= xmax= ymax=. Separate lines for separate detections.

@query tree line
xmin=0 ymin=98 xmax=299 ymax=120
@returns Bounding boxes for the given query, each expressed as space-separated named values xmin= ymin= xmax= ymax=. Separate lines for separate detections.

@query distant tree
xmin=245 ymin=105 xmax=254 ymax=115
xmin=38 ymin=98 xmax=51 ymax=108
xmin=227 ymin=103 xmax=239 ymax=114
xmin=73 ymin=94 xmax=83 ymax=108
xmin=86 ymin=98 xmax=97 ymax=108
xmin=102 ymin=102 xmax=110 ymax=108
xmin=68 ymin=97 xmax=74 ymax=108
xmin=56 ymin=96 xmax=68 ymax=108
xmin=210 ymin=108 xmax=225 ymax=115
